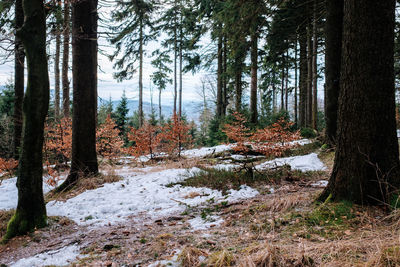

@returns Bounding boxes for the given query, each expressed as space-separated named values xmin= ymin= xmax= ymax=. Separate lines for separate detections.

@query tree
xmin=62 ymin=0 xmax=70 ymax=118
xmin=13 ymin=0 xmax=24 ymax=158
xmin=57 ymin=0 xmax=99 ymax=191
xmin=320 ymin=0 xmax=400 ymax=205
xmin=110 ymin=0 xmax=155 ymax=127
xmin=324 ymin=0 xmax=343 ymax=145
xmin=114 ymin=90 xmax=129 ymax=138
xmin=151 ymin=50 xmax=172 ymax=122
xmin=4 ymin=0 xmax=49 ymax=241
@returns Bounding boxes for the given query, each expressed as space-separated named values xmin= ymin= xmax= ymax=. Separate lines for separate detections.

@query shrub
xmin=126 ymin=122 xmax=161 ymax=160
xmin=96 ymin=115 xmax=125 ymax=160
xmin=300 ymin=127 xmax=317 ymax=139
xmin=44 ymin=117 xmax=72 ymax=165
xmin=159 ymin=114 xmax=192 ymax=158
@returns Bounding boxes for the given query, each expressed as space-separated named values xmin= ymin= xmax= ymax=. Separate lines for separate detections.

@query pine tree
xmin=110 ymin=0 xmax=155 ymax=127
xmin=114 ymin=90 xmax=129 ymax=138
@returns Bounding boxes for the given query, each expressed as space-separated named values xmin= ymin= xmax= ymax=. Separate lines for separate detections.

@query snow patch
xmin=46 ymin=168 xmax=258 ymax=226
xmin=256 ymin=153 xmax=326 ymax=172
xmin=311 ymin=180 xmax=329 ymax=188
xmin=188 ymin=215 xmax=224 ymax=230
xmin=148 ymin=249 xmax=181 ymax=267
xmin=10 ymin=244 xmax=81 ymax=267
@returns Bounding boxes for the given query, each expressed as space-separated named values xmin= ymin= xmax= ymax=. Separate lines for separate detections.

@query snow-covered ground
xmin=10 ymin=244 xmax=82 ymax=267
xmin=44 ymin=169 xmax=258 ymax=226
xmin=255 ymin=153 xmax=326 ymax=172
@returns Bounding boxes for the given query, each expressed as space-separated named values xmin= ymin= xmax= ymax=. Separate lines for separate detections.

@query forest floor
xmin=0 ymin=141 xmax=400 ymax=266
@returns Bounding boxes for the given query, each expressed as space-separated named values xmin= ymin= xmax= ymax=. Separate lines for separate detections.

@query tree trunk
xmin=285 ymin=49 xmax=289 ymax=112
xmin=222 ymin=36 xmax=228 ymax=116
xmin=320 ymin=0 xmax=400 ymax=205
xmin=54 ymin=29 xmax=61 ymax=119
xmin=294 ymin=38 xmax=298 ymax=126
xmin=307 ymin=25 xmax=313 ymax=127
xmin=250 ymin=33 xmax=258 ymax=124
xmin=325 ymin=0 xmax=343 ymax=145
xmin=139 ymin=21 xmax=144 ymax=127
xmin=159 ymin=88 xmax=162 ymax=122
xmin=235 ymin=61 xmax=242 ymax=112
xmin=4 ymin=0 xmax=49 ymax=241
xmin=62 ymin=0 xmax=70 ymax=118
xmin=312 ymin=0 xmax=318 ymax=130
xmin=216 ymin=25 xmax=223 ymax=118
xmin=58 ymin=0 xmax=99 ymax=191
xmin=281 ymin=63 xmax=284 ymax=111
xmin=299 ymin=33 xmax=307 ymax=128
xmin=178 ymin=26 xmax=183 ymax=120
xmin=13 ymin=0 xmax=25 ymax=159
xmin=272 ymin=71 xmax=276 ymax=112
xmin=173 ymin=12 xmax=177 ymax=116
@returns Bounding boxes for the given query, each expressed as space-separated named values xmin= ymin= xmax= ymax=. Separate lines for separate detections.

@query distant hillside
xmin=106 ymin=99 xmax=204 ymax=122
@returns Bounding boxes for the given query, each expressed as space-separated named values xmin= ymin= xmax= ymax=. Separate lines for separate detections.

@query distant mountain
xmin=108 ymin=99 xmax=204 ymax=122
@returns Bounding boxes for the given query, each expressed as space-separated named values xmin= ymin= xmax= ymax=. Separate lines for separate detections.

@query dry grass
xmin=208 ymin=249 xmax=235 ymax=267
xmin=178 ymin=246 xmax=208 ymax=267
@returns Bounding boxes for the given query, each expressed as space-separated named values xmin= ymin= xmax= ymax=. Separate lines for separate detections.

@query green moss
xmin=2 ymin=209 xmax=47 ymax=243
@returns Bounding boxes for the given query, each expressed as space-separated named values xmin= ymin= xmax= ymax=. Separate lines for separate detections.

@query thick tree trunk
xmin=4 ymin=0 xmax=49 ymax=241
xmin=54 ymin=30 xmax=61 ymax=119
xmin=58 ymin=0 xmax=99 ymax=191
xmin=299 ymin=33 xmax=307 ymax=128
xmin=250 ymin=33 xmax=258 ymax=124
xmin=13 ymin=0 xmax=25 ymax=159
xmin=216 ymin=26 xmax=223 ymax=118
xmin=312 ymin=0 xmax=318 ymax=130
xmin=320 ymin=0 xmax=400 ymax=205
xmin=62 ymin=0 xmax=70 ymax=118
xmin=325 ymin=0 xmax=343 ymax=145
xmin=139 ymin=21 xmax=144 ymax=127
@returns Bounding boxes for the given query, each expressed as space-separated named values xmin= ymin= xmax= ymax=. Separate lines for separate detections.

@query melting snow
xmin=256 ymin=153 xmax=326 ymax=172
xmin=10 ymin=244 xmax=81 ymax=267
xmin=188 ymin=215 xmax=224 ymax=230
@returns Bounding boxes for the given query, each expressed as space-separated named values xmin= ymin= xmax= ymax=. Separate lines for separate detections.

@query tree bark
xmin=139 ymin=20 xmax=144 ymax=127
xmin=216 ymin=25 xmax=223 ymax=118
xmin=281 ymin=63 xmax=284 ymax=111
xmin=294 ymin=38 xmax=298 ymax=126
xmin=58 ymin=0 xmax=99 ymax=191
xmin=285 ymin=49 xmax=289 ymax=112
xmin=222 ymin=36 xmax=228 ymax=116
xmin=159 ymin=88 xmax=162 ymax=122
xmin=306 ymin=25 xmax=313 ymax=127
xmin=62 ymin=0 xmax=70 ymax=118
xmin=13 ymin=0 xmax=25 ymax=159
xmin=54 ymin=29 xmax=61 ymax=119
xmin=325 ymin=0 xmax=343 ymax=145
xmin=178 ymin=23 xmax=183 ymax=120
xmin=320 ymin=0 xmax=400 ymax=205
xmin=235 ymin=61 xmax=242 ymax=112
xmin=312 ymin=0 xmax=318 ymax=130
xmin=4 ymin=0 xmax=49 ymax=241
xmin=250 ymin=33 xmax=258 ymax=124
xmin=299 ymin=32 xmax=307 ymax=128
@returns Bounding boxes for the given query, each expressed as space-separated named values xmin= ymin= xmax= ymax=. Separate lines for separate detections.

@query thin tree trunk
xmin=139 ymin=20 xmax=144 ymax=127
xmin=216 ymin=25 xmax=223 ymax=118
xmin=178 ymin=24 xmax=183 ymax=120
xmin=58 ymin=0 xmax=99 ymax=191
xmin=325 ymin=0 xmax=343 ymax=145
xmin=222 ymin=36 xmax=228 ymax=116
xmin=320 ymin=0 xmax=400 ymax=205
xmin=285 ymin=49 xmax=289 ymax=112
xmin=54 ymin=29 xmax=61 ymax=119
xmin=159 ymin=89 xmax=162 ymax=122
xmin=13 ymin=0 xmax=25 ymax=159
xmin=173 ymin=10 xmax=177 ymax=116
xmin=235 ymin=65 xmax=242 ymax=112
xmin=250 ymin=33 xmax=258 ymax=124
xmin=312 ymin=0 xmax=318 ymax=130
xmin=307 ymin=25 xmax=313 ymax=127
xmin=281 ymin=63 xmax=284 ymax=111
xmin=62 ymin=0 xmax=70 ymax=118
xmin=294 ymin=38 xmax=298 ymax=126
xmin=299 ymin=32 xmax=307 ymax=128
xmin=272 ymin=71 xmax=276 ymax=112
xmin=4 ymin=0 xmax=49 ymax=241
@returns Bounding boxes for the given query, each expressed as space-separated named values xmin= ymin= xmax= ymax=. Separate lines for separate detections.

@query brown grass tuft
xmin=208 ymin=249 xmax=234 ymax=267
xmin=178 ymin=246 xmax=208 ymax=267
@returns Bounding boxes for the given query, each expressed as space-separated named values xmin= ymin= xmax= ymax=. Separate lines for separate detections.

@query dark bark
xmin=325 ymin=0 xmax=343 ymax=145
xmin=55 ymin=29 xmax=61 ymax=119
xmin=299 ymin=33 xmax=307 ymax=127
xmin=280 ymin=63 xmax=284 ymax=111
xmin=216 ymin=25 xmax=223 ymax=118
xmin=312 ymin=0 xmax=318 ymax=130
xmin=285 ymin=50 xmax=289 ymax=112
xmin=13 ymin=0 xmax=25 ymax=158
xmin=173 ymin=14 xmax=177 ymax=116
xmin=320 ymin=0 xmax=400 ymax=205
xmin=306 ymin=25 xmax=313 ymax=127
xmin=178 ymin=23 xmax=183 ymax=120
xmin=4 ymin=0 xmax=49 ymax=241
xmin=62 ymin=0 xmax=70 ymax=118
xmin=159 ymin=88 xmax=162 ymax=122
xmin=250 ymin=33 xmax=258 ymax=124
xmin=139 ymin=20 xmax=144 ymax=127
xmin=222 ymin=37 xmax=228 ymax=116
xmin=294 ymin=38 xmax=298 ymax=126
xmin=58 ymin=0 xmax=99 ymax=191
xmin=235 ymin=61 xmax=242 ymax=112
